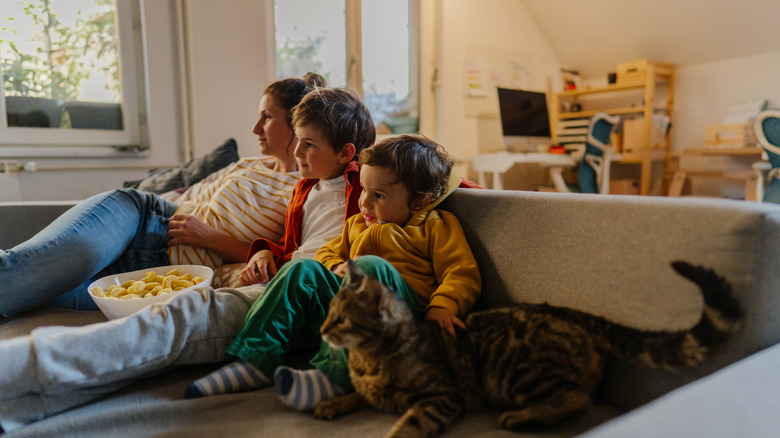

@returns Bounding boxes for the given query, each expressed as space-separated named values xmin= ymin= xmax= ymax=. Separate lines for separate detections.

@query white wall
xmin=427 ymin=0 xmax=561 ymax=188
xmin=673 ymin=51 xmax=780 ymax=153
xmin=431 ymin=0 xmax=561 ymax=159
xmin=184 ymin=0 xmax=275 ymax=159
xmin=669 ymin=51 xmax=780 ymax=198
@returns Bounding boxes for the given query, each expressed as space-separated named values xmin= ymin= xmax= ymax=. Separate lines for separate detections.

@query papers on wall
xmin=464 ymin=57 xmax=489 ymax=97
xmin=463 ymin=45 xmax=534 ymax=117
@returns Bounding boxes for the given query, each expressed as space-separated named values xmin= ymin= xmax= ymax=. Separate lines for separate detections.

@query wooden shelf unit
xmin=550 ymin=62 xmax=675 ymax=195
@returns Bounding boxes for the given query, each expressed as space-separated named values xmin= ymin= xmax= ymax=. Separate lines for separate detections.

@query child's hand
xmin=425 ymin=307 xmax=466 ymax=339
xmin=240 ymin=250 xmax=277 ymax=285
xmin=332 ymin=262 xmax=348 ymax=277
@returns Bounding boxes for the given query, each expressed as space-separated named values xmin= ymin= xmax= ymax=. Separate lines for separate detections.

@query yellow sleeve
xmin=314 ymin=214 xmax=358 ymax=271
xmin=426 ymin=211 xmax=482 ymax=317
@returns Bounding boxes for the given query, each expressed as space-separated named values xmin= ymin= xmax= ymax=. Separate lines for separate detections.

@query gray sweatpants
xmin=0 ymin=285 xmax=264 ymax=431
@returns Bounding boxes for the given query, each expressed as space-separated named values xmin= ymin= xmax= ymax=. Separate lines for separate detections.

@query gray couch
xmin=2 ymin=189 xmax=780 ymax=438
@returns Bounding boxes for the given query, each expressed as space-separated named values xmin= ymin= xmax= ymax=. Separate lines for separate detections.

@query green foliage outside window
xmin=0 ymin=0 xmax=119 ymax=101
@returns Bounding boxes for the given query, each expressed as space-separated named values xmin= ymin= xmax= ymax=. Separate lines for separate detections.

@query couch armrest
xmin=577 ymin=342 xmax=780 ymax=437
xmin=0 ymin=201 xmax=78 ymax=248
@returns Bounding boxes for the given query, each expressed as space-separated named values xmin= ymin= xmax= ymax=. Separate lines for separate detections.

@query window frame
xmin=277 ymin=0 xmax=419 ymax=130
xmin=348 ymin=0 xmax=420 ymax=130
xmin=0 ymin=0 xmax=147 ymax=157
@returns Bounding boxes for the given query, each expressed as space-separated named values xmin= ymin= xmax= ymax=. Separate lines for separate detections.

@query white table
xmin=469 ymin=152 xmax=578 ymax=191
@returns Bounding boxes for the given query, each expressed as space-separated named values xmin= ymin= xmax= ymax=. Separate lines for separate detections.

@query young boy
xmin=188 ymin=135 xmax=481 ymax=412
xmin=239 ymin=86 xmax=376 ymax=285
xmin=0 ymin=87 xmax=376 ymax=430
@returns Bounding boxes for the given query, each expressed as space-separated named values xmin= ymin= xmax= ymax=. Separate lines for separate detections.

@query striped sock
xmin=274 ymin=366 xmax=345 ymax=411
xmin=185 ymin=360 xmax=271 ymax=398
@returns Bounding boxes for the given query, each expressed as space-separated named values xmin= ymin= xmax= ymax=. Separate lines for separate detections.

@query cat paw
xmin=499 ymin=411 xmax=546 ymax=431
xmin=313 ymin=400 xmax=342 ymax=421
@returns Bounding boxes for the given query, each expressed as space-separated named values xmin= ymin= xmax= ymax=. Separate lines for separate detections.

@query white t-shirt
xmin=291 ymin=175 xmax=348 ymax=260
xmin=168 ymin=158 xmax=300 ymax=268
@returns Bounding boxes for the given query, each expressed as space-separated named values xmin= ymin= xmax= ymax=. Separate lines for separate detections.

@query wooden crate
xmin=618 ymin=59 xmax=651 ymax=75
xmin=704 ymin=123 xmax=757 ymax=149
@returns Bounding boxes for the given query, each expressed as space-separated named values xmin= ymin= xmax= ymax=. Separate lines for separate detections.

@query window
xmin=274 ymin=0 xmax=418 ymax=134
xmin=0 ymin=0 xmax=144 ymax=155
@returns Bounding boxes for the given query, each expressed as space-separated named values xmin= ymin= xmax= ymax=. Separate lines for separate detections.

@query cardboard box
xmin=622 ymin=116 xmax=669 ymax=154
xmin=609 ymin=178 xmax=640 ymax=195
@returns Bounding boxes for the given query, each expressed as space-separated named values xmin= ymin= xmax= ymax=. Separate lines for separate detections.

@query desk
xmin=669 ymin=147 xmax=766 ymax=200
xmin=469 ymin=152 xmax=577 ymax=191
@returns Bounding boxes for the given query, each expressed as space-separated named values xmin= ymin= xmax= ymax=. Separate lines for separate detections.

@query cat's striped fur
xmin=314 ymin=260 xmax=742 ymax=438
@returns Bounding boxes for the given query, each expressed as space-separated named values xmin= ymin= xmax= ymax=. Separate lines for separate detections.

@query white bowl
xmin=88 ymin=265 xmax=213 ymax=320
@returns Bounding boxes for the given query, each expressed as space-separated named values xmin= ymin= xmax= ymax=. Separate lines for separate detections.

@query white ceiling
xmin=520 ymin=0 xmax=780 ymax=79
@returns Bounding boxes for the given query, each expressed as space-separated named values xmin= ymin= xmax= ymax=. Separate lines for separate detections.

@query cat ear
xmin=376 ymin=284 xmax=406 ymax=320
xmin=344 ymin=259 xmax=365 ymax=290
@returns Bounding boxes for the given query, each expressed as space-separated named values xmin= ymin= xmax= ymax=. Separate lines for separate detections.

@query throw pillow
xmin=124 ymin=138 xmax=239 ymax=193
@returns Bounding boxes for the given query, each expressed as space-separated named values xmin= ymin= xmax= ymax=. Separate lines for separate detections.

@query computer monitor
xmin=496 ymin=87 xmax=552 ymax=152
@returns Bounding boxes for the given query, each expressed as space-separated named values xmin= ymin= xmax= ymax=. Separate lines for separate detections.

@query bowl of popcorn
xmin=88 ymin=265 xmax=213 ymax=320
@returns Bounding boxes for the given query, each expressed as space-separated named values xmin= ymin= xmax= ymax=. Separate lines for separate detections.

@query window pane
xmin=274 ymin=0 xmax=346 ymax=88
xmin=362 ymin=0 xmax=416 ymax=134
xmin=1 ymin=0 xmax=123 ymax=130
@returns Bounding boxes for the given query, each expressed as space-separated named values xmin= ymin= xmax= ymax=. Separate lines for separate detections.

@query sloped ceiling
xmin=520 ymin=0 xmax=780 ymax=79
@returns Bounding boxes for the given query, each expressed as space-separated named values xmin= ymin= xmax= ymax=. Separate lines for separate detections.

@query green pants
xmin=227 ymin=255 xmax=423 ymax=391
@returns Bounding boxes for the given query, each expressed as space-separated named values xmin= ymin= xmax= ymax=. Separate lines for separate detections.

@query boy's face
xmin=294 ymin=124 xmax=353 ymax=180
xmin=358 ymin=164 xmax=427 ymax=227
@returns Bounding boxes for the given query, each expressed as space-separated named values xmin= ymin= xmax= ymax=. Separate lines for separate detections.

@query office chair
xmin=753 ymin=109 xmax=780 ymax=203
xmin=578 ymin=112 xmax=621 ymax=194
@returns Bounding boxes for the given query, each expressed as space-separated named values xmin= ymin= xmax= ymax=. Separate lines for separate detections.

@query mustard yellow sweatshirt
xmin=315 ymin=171 xmax=481 ymax=317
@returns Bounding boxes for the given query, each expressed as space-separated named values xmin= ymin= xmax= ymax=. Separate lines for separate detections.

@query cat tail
xmin=593 ymin=261 xmax=742 ymax=370
xmin=669 ymin=261 xmax=743 ymax=346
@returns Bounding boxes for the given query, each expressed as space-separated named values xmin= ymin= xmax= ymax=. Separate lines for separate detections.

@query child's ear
xmin=410 ymin=195 xmax=431 ymax=212
xmin=338 ymin=143 xmax=357 ymax=163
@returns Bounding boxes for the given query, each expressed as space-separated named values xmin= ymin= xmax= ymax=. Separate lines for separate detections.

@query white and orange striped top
xmin=168 ymin=157 xmax=300 ymax=268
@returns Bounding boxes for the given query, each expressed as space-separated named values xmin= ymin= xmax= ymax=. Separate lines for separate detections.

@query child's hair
xmin=264 ymin=72 xmax=327 ymax=128
xmin=291 ymin=87 xmax=376 ymax=158
xmin=359 ymin=134 xmax=454 ymax=203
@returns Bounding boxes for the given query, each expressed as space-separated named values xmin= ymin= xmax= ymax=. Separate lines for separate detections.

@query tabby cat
xmin=314 ymin=260 xmax=742 ymax=438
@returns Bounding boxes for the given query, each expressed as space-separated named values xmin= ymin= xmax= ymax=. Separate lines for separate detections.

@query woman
xmin=0 ymin=73 xmax=325 ymax=318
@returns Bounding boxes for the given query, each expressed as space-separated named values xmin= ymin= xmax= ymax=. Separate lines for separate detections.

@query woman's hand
xmin=240 ymin=250 xmax=277 ymax=285
xmin=167 ymin=214 xmax=215 ymax=249
xmin=167 ymin=214 xmax=250 ymax=263
xmin=425 ymin=307 xmax=466 ymax=339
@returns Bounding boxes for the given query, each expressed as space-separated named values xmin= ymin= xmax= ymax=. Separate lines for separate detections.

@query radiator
xmin=0 ymin=161 xmax=22 ymax=202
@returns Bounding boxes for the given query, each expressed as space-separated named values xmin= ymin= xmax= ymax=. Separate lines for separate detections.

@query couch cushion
xmin=0 ymin=201 xmax=78 ymax=248
xmin=123 ymin=138 xmax=239 ymax=193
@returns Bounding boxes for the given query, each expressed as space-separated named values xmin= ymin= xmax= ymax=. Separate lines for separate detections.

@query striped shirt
xmin=168 ymin=157 xmax=300 ymax=268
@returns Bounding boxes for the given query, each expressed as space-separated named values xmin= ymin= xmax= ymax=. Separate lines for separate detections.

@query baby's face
xmin=358 ymin=165 xmax=415 ymax=227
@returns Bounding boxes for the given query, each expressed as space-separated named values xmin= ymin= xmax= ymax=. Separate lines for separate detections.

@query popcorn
xmin=91 ymin=269 xmax=205 ymax=300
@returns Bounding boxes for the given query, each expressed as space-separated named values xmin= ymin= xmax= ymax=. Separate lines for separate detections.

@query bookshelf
xmin=550 ymin=61 xmax=675 ymax=195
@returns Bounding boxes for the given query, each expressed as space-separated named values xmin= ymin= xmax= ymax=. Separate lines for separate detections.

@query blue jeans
xmin=0 ymin=188 xmax=177 ymax=317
